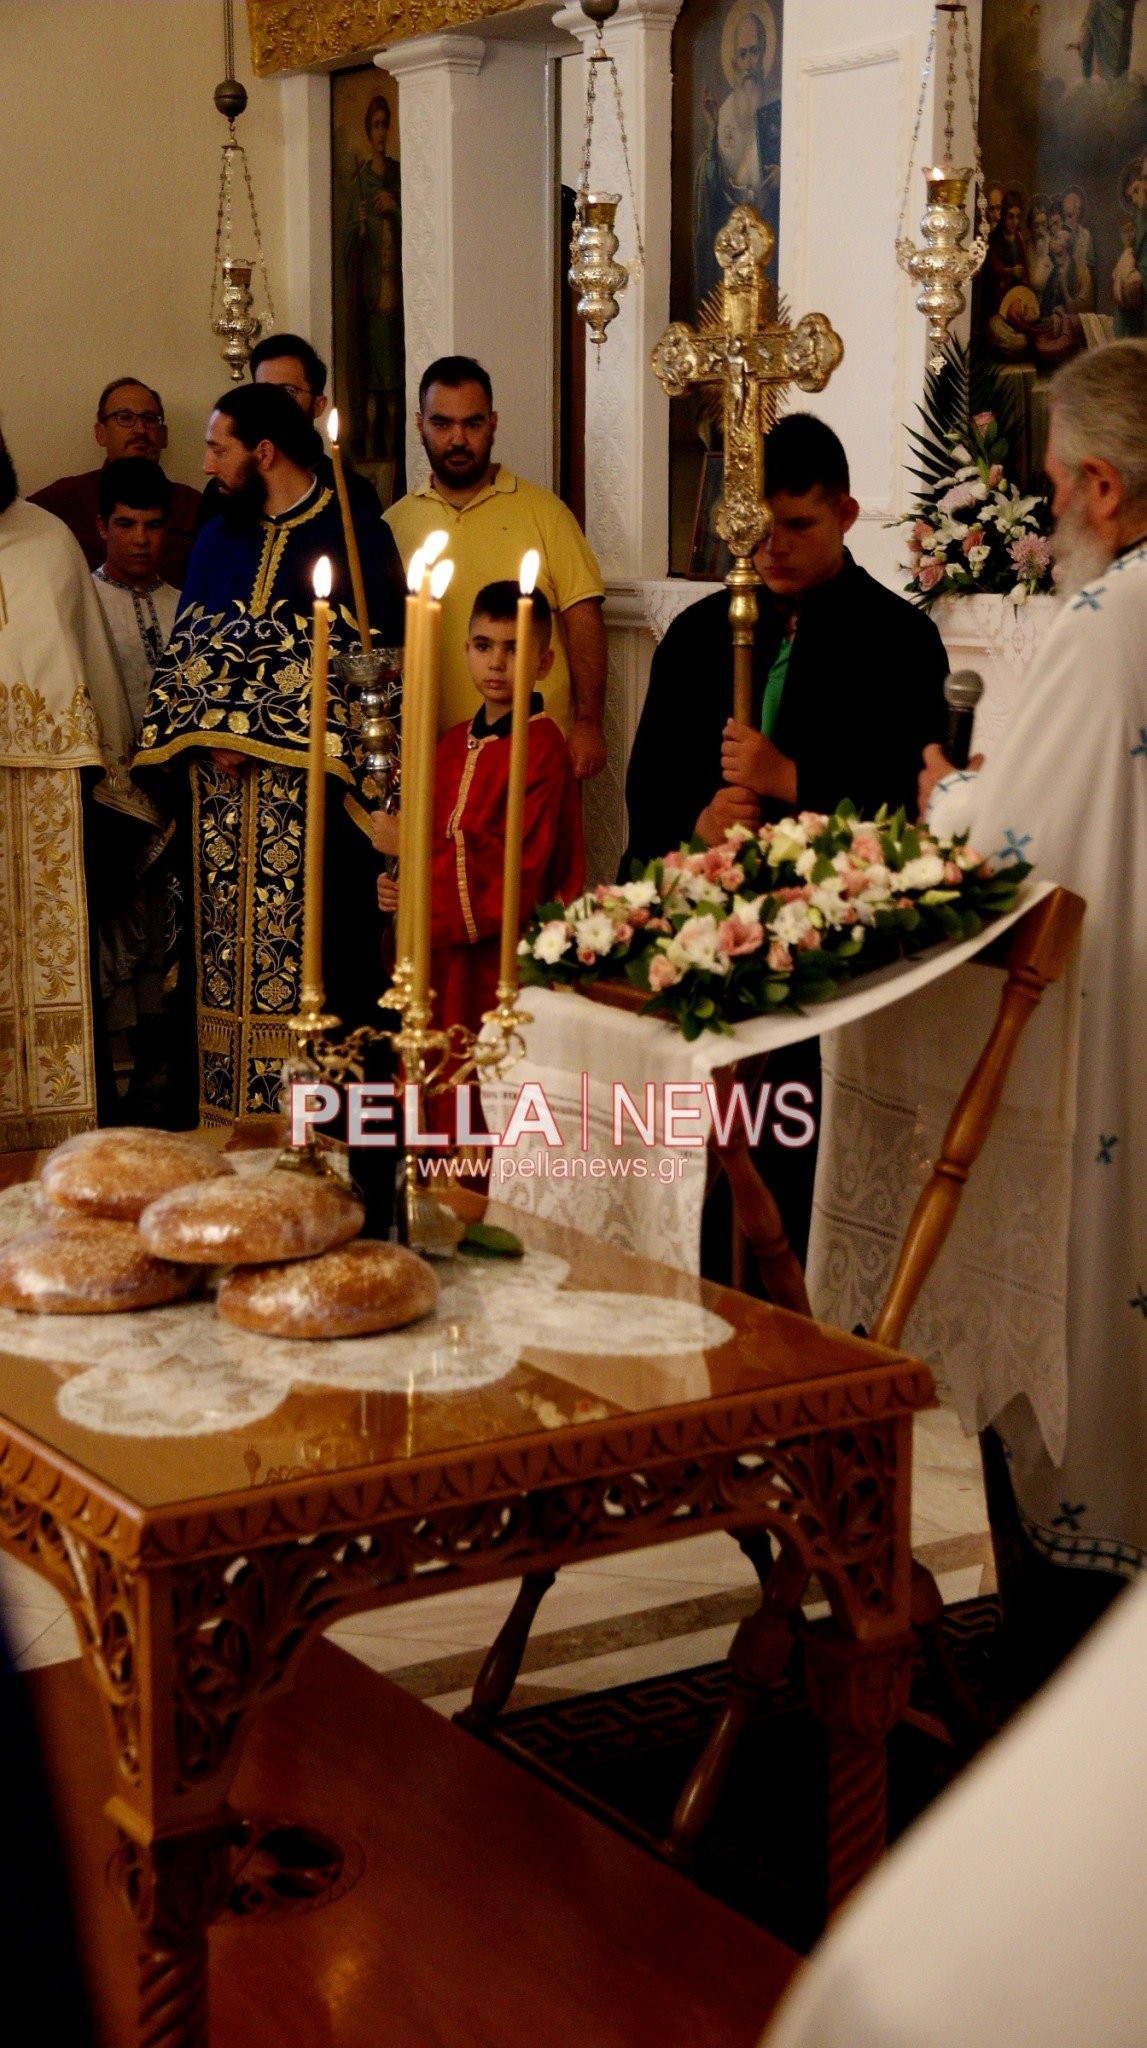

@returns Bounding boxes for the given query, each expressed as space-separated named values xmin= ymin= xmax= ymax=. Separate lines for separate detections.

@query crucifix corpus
xmin=652 ymin=206 xmax=844 ymax=724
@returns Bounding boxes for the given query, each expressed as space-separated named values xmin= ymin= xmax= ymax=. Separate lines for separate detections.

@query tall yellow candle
xmin=410 ymin=557 xmax=453 ymax=1010
xmin=395 ymin=554 xmax=428 ymax=974
xmin=302 ymin=555 xmax=332 ymax=1009
xmin=326 ymin=408 xmax=372 ymax=653
xmin=498 ymin=548 xmax=541 ymax=995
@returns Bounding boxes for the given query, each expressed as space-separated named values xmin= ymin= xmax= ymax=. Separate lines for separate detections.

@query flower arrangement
xmin=520 ymin=805 xmax=1031 ymax=1040
xmin=896 ymin=341 xmax=1054 ymax=608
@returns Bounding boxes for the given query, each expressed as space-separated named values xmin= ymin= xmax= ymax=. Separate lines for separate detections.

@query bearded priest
xmin=921 ymin=340 xmax=1147 ymax=1685
xmin=135 ymin=385 xmax=405 ymax=1129
xmin=0 ymin=425 xmax=159 ymax=1146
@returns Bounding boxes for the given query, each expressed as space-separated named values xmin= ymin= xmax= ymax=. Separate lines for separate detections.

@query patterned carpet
xmin=471 ymin=1596 xmax=1013 ymax=1954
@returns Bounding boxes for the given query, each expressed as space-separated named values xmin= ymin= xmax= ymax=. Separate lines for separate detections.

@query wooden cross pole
xmin=652 ymin=207 xmax=844 ymax=725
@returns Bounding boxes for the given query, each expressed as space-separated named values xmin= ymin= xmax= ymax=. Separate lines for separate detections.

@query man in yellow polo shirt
xmin=386 ymin=355 xmax=607 ymax=779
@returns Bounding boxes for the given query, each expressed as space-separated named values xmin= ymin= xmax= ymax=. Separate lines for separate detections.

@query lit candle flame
xmin=519 ymin=548 xmax=541 ymax=597
xmin=423 ymin=529 xmax=449 ymax=568
xmin=430 ymin=558 xmax=454 ymax=601
xmin=327 ymin=407 xmax=340 ymax=446
xmin=407 ymin=546 xmax=427 ymax=595
xmin=313 ymin=555 xmax=332 ymax=600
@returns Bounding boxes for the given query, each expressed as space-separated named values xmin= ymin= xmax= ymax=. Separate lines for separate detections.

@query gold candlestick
xmin=326 ymin=407 xmax=372 ymax=652
xmin=498 ymin=548 xmax=541 ymax=998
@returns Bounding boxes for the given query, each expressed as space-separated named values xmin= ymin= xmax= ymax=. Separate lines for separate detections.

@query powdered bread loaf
xmin=0 ymin=1216 xmax=200 ymax=1313
xmin=217 ymin=1238 xmax=438 ymax=1338
xmin=41 ymin=1127 xmax=233 ymax=1223
xmin=139 ymin=1168 xmax=364 ymax=1266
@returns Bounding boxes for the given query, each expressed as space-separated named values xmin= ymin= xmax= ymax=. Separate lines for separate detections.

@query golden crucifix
xmin=652 ymin=207 xmax=844 ymax=723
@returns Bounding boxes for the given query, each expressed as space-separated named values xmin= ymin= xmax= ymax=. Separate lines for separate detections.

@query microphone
xmin=943 ymin=668 xmax=984 ymax=770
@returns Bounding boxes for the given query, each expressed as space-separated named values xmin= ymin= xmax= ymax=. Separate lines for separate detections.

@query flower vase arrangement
xmin=520 ymin=805 xmax=1030 ymax=1040
xmin=897 ymin=342 xmax=1055 ymax=608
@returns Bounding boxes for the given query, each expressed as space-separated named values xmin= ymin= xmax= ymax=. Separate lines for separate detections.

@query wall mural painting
xmin=331 ymin=64 xmax=406 ymax=508
xmin=977 ymin=0 xmax=1147 ymax=475
xmin=669 ymin=0 xmax=783 ymax=577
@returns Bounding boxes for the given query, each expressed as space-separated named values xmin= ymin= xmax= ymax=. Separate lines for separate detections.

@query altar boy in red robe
xmin=374 ymin=581 xmax=585 ymax=1046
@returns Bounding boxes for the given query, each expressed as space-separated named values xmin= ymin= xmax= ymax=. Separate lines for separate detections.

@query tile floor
xmin=0 ymin=1401 xmax=993 ymax=1712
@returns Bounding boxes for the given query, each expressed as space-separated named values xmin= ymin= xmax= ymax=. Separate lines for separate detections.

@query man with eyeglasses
xmin=29 ymin=378 xmax=201 ymax=585
xmin=196 ymin=333 xmax=384 ymax=530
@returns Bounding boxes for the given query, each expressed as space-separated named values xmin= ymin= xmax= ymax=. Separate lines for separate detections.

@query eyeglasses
xmin=266 ymin=384 xmax=313 ymax=403
xmin=100 ymin=409 xmax=165 ymax=429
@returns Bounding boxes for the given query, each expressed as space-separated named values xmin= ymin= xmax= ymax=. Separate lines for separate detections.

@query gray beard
xmin=1052 ymin=496 xmax=1112 ymax=599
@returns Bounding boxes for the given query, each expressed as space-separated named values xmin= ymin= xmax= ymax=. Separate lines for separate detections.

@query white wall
xmin=0 ymin=0 xmax=288 ymax=495
xmin=778 ymin=0 xmax=977 ymax=590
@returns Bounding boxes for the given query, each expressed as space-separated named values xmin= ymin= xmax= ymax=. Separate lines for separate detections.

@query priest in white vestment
xmin=761 ymin=1571 xmax=1147 ymax=2048
xmin=0 ymin=432 xmax=154 ymax=1147
xmin=920 ymin=342 xmax=1147 ymax=1662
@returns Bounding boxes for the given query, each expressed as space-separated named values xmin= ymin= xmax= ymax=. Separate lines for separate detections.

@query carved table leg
xmin=109 ymin=1812 xmax=238 ymax=2048
xmin=708 ymin=1058 xmax=812 ymax=1315
xmin=457 ymin=1569 xmax=557 ymax=1726
xmin=802 ymin=1626 xmax=915 ymax=1912
xmin=668 ymin=1536 xmax=808 ymax=1862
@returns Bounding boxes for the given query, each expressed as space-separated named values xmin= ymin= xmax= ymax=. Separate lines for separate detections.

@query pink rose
xmin=851 ymin=833 xmax=882 ymax=863
xmin=614 ymin=922 xmax=633 ymax=945
xmin=649 ymin=917 xmax=672 ymax=934
xmin=715 ymin=862 xmax=745 ymax=892
xmin=943 ymin=861 xmax=962 ymax=885
xmin=630 ymin=907 xmax=651 ymax=927
xmin=918 ymin=560 xmax=944 ymax=592
xmin=798 ymin=812 xmax=826 ymax=832
xmin=989 ymin=463 xmax=1004 ymax=487
xmin=797 ymin=927 xmax=822 ymax=951
xmin=648 ymin=954 xmax=681 ymax=991
xmin=767 ymin=941 xmax=793 ymax=973
xmin=962 ymin=526 xmax=985 ymax=556
xmin=973 ymin=410 xmax=995 ymax=431
xmin=843 ymin=866 xmax=874 ymax=898
xmin=685 ymin=852 xmax=710 ymax=876
xmin=662 ymin=849 xmax=686 ymax=871
xmin=774 ymin=884 xmax=811 ymax=904
xmin=577 ymin=948 xmax=597 ymax=966
xmin=912 ymin=519 xmax=933 ymax=545
xmin=716 ymin=915 xmax=764 ymax=958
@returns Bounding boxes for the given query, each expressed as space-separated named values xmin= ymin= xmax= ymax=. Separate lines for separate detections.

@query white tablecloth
xmin=484 ymin=881 xmax=1080 ymax=1459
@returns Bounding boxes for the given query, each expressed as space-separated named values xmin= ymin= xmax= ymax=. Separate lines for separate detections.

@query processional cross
xmin=652 ymin=207 xmax=844 ymax=724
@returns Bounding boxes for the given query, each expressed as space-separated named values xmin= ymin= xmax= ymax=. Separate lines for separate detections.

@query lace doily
xmin=0 ymin=1185 xmax=732 ymax=1439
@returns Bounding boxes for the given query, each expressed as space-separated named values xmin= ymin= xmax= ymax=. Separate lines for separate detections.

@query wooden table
xmin=0 ymin=1203 xmax=932 ymax=2048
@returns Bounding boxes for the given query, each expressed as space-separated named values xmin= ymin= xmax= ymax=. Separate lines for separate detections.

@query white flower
xmin=939 ymin=479 xmax=987 ymax=514
xmin=899 ymin=853 xmax=946 ymax=891
xmin=665 ymin=916 xmax=730 ymax=976
xmin=765 ymin=822 xmax=809 ymax=866
xmin=672 ymin=870 xmax=727 ymax=909
xmin=533 ymin=919 xmax=573 ymax=965
xmin=731 ymin=892 xmax=766 ymax=922
xmin=808 ymin=881 xmax=850 ymax=926
xmin=770 ymin=899 xmax=817 ymax=946
xmin=856 ymin=863 xmax=893 ymax=894
xmin=613 ymin=878 xmax=659 ymax=909
xmin=794 ymin=847 xmax=818 ymax=878
xmin=968 ymin=544 xmax=991 ymax=569
xmin=573 ymin=911 xmax=617 ymax=956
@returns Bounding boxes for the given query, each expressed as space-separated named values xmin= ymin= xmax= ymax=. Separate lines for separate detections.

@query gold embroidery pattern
xmin=0 ymin=681 xmax=101 ymax=763
xmin=192 ymin=759 xmax=305 ymax=1126
xmin=138 ymin=597 xmax=358 ymax=781
xmin=247 ymin=0 xmax=522 ymax=75
xmin=0 ymin=765 xmax=97 ymax=1146
xmin=447 ymin=734 xmax=492 ymax=947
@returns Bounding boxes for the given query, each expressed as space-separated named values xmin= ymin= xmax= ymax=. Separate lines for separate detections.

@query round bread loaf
xmin=41 ymin=1127 xmax=233 ymax=1223
xmin=139 ymin=1168 xmax=364 ymax=1266
xmin=0 ymin=1216 xmax=200 ymax=1313
xmin=217 ymin=1239 xmax=438 ymax=1339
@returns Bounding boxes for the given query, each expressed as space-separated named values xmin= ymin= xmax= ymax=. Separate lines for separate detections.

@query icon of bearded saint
xmin=693 ymin=0 xmax=781 ymax=309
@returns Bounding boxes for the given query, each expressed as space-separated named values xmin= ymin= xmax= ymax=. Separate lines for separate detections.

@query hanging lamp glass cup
xmin=569 ymin=193 xmax=629 ymax=349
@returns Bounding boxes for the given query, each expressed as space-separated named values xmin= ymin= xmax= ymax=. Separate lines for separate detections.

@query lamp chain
xmin=573 ymin=24 xmax=645 ymax=277
xmin=896 ymin=8 xmax=938 ymax=244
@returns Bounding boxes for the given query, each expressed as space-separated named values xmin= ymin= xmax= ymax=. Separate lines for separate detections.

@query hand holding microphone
xmin=918 ymin=669 xmax=986 ymax=817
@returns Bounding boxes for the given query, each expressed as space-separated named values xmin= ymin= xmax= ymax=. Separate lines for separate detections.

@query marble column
xmin=554 ymin=0 xmax=682 ymax=880
xmin=378 ymin=31 xmax=555 ymax=494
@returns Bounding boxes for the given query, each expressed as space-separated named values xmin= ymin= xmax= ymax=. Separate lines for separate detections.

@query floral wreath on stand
xmin=896 ymin=341 xmax=1055 ymax=608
